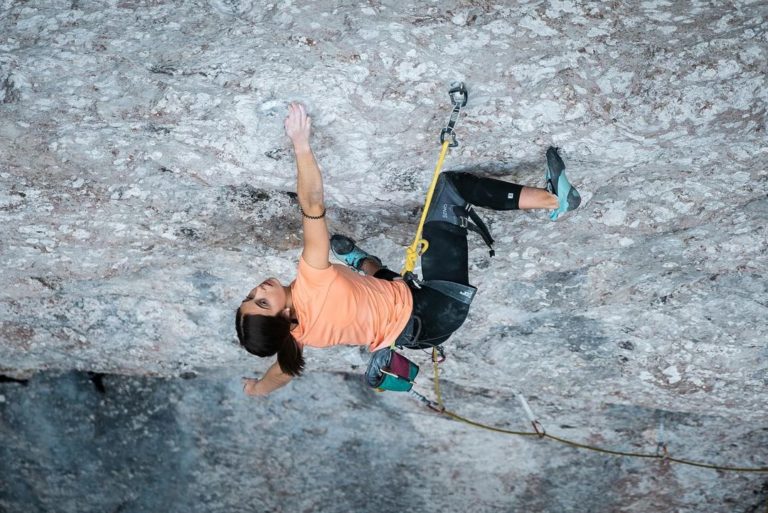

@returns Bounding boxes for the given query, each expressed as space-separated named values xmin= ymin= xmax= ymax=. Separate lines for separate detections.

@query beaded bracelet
xmin=299 ymin=206 xmax=326 ymax=219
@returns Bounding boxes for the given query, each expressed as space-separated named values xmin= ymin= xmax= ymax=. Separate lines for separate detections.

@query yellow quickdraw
xmin=401 ymin=82 xmax=467 ymax=276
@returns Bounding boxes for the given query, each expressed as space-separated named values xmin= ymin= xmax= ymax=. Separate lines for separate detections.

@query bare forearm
xmin=294 ymin=143 xmax=325 ymax=213
xmin=257 ymin=361 xmax=293 ymax=395
xmin=263 ymin=361 xmax=293 ymax=389
xmin=284 ymin=101 xmax=330 ymax=268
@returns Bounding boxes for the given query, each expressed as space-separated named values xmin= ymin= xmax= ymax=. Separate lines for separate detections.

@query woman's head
xmin=238 ymin=278 xmax=290 ymax=318
xmin=235 ymin=278 xmax=304 ymax=376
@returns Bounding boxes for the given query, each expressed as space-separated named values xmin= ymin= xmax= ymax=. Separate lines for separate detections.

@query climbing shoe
xmin=546 ymin=146 xmax=581 ymax=221
xmin=330 ymin=234 xmax=383 ymax=272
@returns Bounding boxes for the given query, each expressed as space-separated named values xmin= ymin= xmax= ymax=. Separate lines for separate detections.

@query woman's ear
xmin=281 ymin=307 xmax=292 ymax=320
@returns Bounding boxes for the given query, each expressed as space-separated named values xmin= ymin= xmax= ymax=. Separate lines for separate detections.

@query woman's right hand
xmin=284 ymin=102 xmax=311 ymax=150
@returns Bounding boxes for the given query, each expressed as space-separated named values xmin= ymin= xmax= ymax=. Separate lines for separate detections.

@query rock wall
xmin=1 ymin=0 xmax=766 ymax=511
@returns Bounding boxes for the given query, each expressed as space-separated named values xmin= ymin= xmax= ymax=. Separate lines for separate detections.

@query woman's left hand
xmin=242 ymin=377 xmax=267 ymax=397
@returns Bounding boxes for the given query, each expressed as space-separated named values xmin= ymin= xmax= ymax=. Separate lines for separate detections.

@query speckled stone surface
xmin=1 ymin=1 xmax=766 ymax=511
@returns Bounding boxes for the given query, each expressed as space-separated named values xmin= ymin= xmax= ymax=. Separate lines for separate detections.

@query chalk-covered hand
xmin=284 ymin=102 xmax=311 ymax=150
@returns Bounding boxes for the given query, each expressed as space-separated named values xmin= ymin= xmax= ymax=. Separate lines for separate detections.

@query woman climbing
xmin=235 ymin=102 xmax=580 ymax=396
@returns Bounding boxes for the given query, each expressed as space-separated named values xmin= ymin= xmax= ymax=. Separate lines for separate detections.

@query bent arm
xmin=244 ymin=361 xmax=294 ymax=396
xmin=285 ymin=102 xmax=330 ymax=269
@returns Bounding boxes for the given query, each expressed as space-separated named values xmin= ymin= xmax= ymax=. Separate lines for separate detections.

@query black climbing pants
xmin=376 ymin=172 xmax=524 ymax=348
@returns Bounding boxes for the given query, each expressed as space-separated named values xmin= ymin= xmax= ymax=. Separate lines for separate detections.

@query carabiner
xmin=448 ymin=82 xmax=468 ymax=107
xmin=440 ymin=127 xmax=458 ymax=147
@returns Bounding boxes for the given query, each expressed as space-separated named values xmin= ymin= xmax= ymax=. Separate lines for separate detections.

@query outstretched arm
xmin=242 ymin=361 xmax=293 ymax=397
xmin=284 ymin=102 xmax=330 ymax=270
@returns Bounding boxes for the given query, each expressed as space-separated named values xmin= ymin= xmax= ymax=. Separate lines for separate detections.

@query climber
xmin=235 ymin=102 xmax=580 ymax=396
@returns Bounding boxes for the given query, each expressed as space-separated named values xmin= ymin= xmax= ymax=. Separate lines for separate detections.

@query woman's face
xmin=239 ymin=278 xmax=287 ymax=318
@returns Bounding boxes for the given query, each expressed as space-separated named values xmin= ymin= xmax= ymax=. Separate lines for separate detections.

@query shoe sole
xmin=546 ymin=147 xmax=565 ymax=194
xmin=331 ymin=234 xmax=378 ymax=270
xmin=330 ymin=234 xmax=356 ymax=254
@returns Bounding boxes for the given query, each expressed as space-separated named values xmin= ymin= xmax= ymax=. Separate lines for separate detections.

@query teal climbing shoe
xmin=330 ymin=234 xmax=383 ymax=272
xmin=546 ymin=147 xmax=581 ymax=221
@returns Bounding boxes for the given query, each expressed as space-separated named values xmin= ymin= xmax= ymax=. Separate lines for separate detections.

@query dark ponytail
xmin=235 ymin=309 xmax=305 ymax=376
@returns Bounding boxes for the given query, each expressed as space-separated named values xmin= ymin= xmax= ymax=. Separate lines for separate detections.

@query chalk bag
xmin=365 ymin=347 xmax=420 ymax=392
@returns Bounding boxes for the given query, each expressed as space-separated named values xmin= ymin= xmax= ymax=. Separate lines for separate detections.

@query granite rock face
xmin=1 ymin=1 xmax=766 ymax=512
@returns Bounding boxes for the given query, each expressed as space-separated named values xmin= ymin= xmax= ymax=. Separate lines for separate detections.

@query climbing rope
xmin=424 ymin=348 xmax=768 ymax=474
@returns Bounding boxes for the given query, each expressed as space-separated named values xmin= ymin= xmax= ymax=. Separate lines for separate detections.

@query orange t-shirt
xmin=290 ymin=257 xmax=413 ymax=351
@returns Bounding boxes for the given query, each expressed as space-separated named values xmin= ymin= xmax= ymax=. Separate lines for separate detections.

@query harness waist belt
xmin=421 ymin=280 xmax=477 ymax=305
xmin=391 ymin=279 xmax=476 ymax=347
